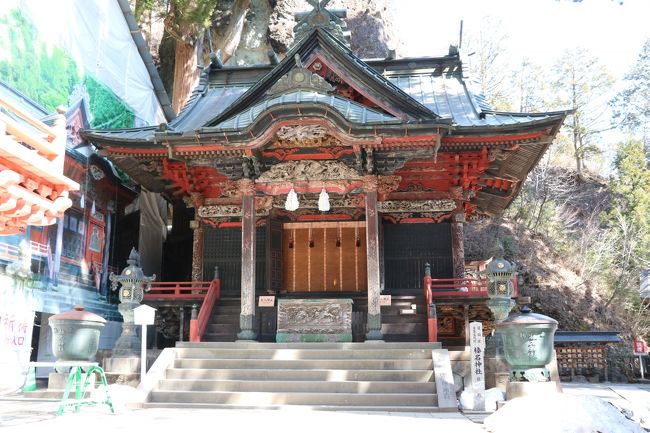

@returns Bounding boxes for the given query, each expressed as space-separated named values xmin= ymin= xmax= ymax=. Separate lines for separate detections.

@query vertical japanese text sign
xmin=469 ymin=321 xmax=486 ymax=411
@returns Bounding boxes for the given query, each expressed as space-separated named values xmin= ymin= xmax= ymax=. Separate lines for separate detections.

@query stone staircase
xmin=202 ymin=298 xmax=241 ymax=342
xmin=381 ymin=295 xmax=428 ymax=342
xmin=201 ymin=295 xmax=429 ymax=343
xmin=143 ymin=342 xmax=450 ymax=411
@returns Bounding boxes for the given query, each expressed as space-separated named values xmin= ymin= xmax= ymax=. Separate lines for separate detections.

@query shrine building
xmin=83 ymin=4 xmax=567 ymax=346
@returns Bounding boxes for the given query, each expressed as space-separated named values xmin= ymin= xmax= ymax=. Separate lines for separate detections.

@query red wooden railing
xmin=423 ymin=266 xmax=518 ymax=342
xmin=189 ymin=278 xmax=221 ymax=342
xmin=143 ymin=267 xmax=222 ymax=343
xmin=144 ymin=281 xmax=213 ymax=300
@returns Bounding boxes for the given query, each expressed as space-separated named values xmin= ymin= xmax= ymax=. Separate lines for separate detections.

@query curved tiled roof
xmin=388 ymin=74 xmax=557 ymax=128
xmin=212 ymin=90 xmax=400 ymax=131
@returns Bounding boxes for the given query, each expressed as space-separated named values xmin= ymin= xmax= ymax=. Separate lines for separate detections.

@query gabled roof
xmin=206 ymin=28 xmax=440 ymax=127
xmin=209 ymin=90 xmax=400 ymax=131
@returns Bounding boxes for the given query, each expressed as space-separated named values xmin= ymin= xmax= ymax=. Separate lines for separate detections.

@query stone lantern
xmin=109 ymin=248 xmax=155 ymax=357
xmin=495 ymin=306 xmax=558 ymax=382
xmin=484 ymin=258 xmax=516 ymax=323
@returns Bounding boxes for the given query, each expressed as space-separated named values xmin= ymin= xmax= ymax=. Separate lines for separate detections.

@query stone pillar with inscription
xmin=469 ymin=321 xmax=486 ymax=411
xmin=237 ymin=180 xmax=257 ymax=341
xmin=451 ymin=212 xmax=465 ymax=279
xmin=190 ymin=193 xmax=205 ymax=282
xmin=364 ymin=176 xmax=383 ymax=341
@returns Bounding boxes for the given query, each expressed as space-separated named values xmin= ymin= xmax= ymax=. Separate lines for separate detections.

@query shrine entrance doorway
xmin=282 ymin=222 xmax=367 ymax=293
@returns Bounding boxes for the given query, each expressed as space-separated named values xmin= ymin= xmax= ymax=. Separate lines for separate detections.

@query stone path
xmin=0 ymin=399 xmax=486 ymax=433
xmin=3 ymin=382 xmax=649 ymax=432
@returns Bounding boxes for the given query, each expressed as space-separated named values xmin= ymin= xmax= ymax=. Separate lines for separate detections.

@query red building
xmin=84 ymin=5 xmax=567 ymax=346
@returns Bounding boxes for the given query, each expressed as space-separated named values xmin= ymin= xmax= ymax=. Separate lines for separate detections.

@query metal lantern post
xmin=484 ymin=258 xmax=517 ymax=323
xmin=109 ymin=248 xmax=155 ymax=357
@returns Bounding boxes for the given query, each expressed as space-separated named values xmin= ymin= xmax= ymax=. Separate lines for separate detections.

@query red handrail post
xmin=192 ymin=266 xmax=222 ymax=342
xmin=423 ymin=262 xmax=438 ymax=342
xmin=189 ymin=319 xmax=199 ymax=342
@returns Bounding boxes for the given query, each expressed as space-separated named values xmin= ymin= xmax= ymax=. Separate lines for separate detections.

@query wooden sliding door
xmin=283 ymin=222 xmax=367 ymax=292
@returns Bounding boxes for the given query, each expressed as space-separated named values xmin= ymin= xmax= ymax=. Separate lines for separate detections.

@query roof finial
xmin=294 ymin=54 xmax=304 ymax=68
xmin=292 ymin=0 xmax=350 ymax=47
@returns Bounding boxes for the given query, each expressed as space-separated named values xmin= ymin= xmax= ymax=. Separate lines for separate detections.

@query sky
xmin=392 ymin=0 xmax=650 ymax=80
xmin=392 ymin=0 xmax=650 ymax=170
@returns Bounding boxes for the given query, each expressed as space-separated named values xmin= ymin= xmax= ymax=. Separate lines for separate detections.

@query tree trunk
xmin=172 ymin=40 xmax=199 ymax=114
xmin=215 ymin=0 xmax=251 ymax=64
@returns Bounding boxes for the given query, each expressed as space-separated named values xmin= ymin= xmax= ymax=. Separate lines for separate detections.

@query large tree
xmin=464 ymin=16 xmax=513 ymax=111
xmin=612 ymin=38 xmax=650 ymax=151
xmin=551 ymin=48 xmax=613 ymax=178
xmin=603 ymin=140 xmax=650 ymax=307
xmin=134 ymin=0 xmax=251 ymax=114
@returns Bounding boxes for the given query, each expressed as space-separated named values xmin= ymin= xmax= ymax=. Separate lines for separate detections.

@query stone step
xmin=175 ymin=342 xmax=441 ymax=350
xmin=381 ymin=323 xmax=427 ymax=333
xmin=205 ymin=323 xmax=238 ymax=333
xmin=211 ymin=306 xmax=242 ymax=314
xmin=148 ymin=390 xmax=438 ymax=407
xmin=174 ymin=347 xmax=435 ymax=360
xmin=156 ymin=379 xmax=436 ymax=394
xmin=165 ymin=368 xmax=434 ymax=382
xmin=174 ymin=358 xmax=433 ymax=370
xmin=383 ymin=334 xmax=428 ymax=343
xmin=210 ymin=315 xmax=241 ymax=325
xmin=202 ymin=333 xmax=237 ymax=342
xmin=141 ymin=402 xmax=448 ymax=412
xmin=377 ymin=314 xmax=427 ymax=323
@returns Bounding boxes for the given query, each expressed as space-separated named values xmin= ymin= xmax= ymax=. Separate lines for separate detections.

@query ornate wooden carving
xmin=198 ymin=197 xmax=273 ymax=218
xmin=257 ymin=160 xmax=361 ymax=182
xmin=268 ymin=55 xmax=335 ymax=96
xmin=191 ymin=220 xmax=204 ymax=282
xmin=271 ymin=195 xmax=363 ymax=209
xmin=277 ymin=299 xmax=352 ymax=335
xmin=138 ymin=159 xmax=163 ymax=176
xmin=487 ymin=145 xmax=518 ymax=162
xmin=378 ymin=199 xmax=456 ymax=213
xmin=451 ymin=214 xmax=465 ymax=279
xmin=237 ymin=178 xmax=256 ymax=195
xmin=377 ymin=175 xmax=401 ymax=198
xmin=199 ymin=205 xmax=243 ymax=218
xmin=382 ymin=212 xmax=452 ymax=224
xmin=363 ymin=175 xmax=379 ymax=192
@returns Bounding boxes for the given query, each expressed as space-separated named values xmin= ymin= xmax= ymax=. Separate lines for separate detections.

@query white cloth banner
xmin=0 ymin=278 xmax=35 ymax=394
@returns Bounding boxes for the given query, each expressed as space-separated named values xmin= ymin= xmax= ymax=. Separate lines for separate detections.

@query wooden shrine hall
xmin=83 ymin=2 xmax=567 ymax=346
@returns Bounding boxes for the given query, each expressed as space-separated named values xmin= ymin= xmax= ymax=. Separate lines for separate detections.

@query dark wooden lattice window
xmin=383 ymin=223 xmax=453 ymax=292
xmin=203 ymin=226 xmax=266 ymax=295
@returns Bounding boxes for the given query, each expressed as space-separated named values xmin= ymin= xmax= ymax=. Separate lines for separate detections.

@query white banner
xmin=0 ymin=278 xmax=35 ymax=394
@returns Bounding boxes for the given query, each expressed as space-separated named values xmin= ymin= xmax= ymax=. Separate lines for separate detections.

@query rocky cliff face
xmin=214 ymin=0 xmax=397 ymax=66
